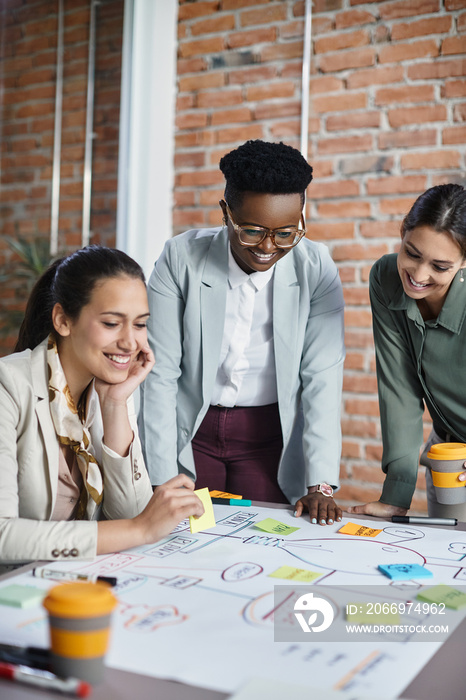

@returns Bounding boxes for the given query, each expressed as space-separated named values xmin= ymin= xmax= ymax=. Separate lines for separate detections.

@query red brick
xmin=222 ymin=0 xmax=269 ymax=7
xmin=343 ymin=288 xmax=370 ymax=305
xmin=446 ymin=0 xmax=466 ymax=8
xmin=313 ymin=0 xmax=344 ymax=11
xmin=174 ymin=191 xmax=196 ymax=207
xmin=333 ymin=243 xmax=389 ymax=262
xmin=442 ymin=36 xmax=466 ymax=56
xmin=378 ymin=0 xmax=440 ymax=20
xmin=312 ymin=16 xmax=334 ymax=34
xmin=176 ymin=169 xmax=223 ymax=188
xmin=388 ymin=105 xmax=447 ymax=128
xmin=178 ymin=37 xmax=224 ymax=58
xmin=344 ymin=373 xmax=379 ymax=393
xmin=177 ymin=94 xmax=195 ymax=111
xmin=309 ymin=75 xmax=344 ymax=94
xmin=178 ymin=2 xmax=220 ymax=20
xmin=336 ymin=9 xmax=377 ymax=28
xmin=10 ymin=138 xmax=37 ymax=152
xmin=360 ymin=221 xmax=401 ymax=238
xmin=408 ymin=58 xmax=466 ymax=80
xmin=443 ymin=125 xmax=466 ymax=144
xmin=344 ymin=330 xmax=374 ymax=349
xmin=344 ymin=352 xmax=366 ymax=370
xmin=308 ymin=180 xmax=360 ymax=199
xmin=312 ymin=92 xmax=366 ymax=113
xmin=364 ymin=444 xmax=384 ymax=462
xmin=341 ymin=440 xmax=362 ymax=458
xmin=228 ymin=65 xmax=277 ymax=84
xmin=319 ymin=47 xmax=375 ymax=73
xmin=174 ymin=151 xmax=206 ymax=168
xmin=378 ymin=197 xmax=417 ymax=215
xmin=367 ymin=175 xmax=426 ymax=195
xmin=215 ymin=124 xmax=264 ymax=143
xmin=279 ymin=20 xmax=305 ymax=40
xmin=347 ymin=65 xmax=403 ymax=89
xmin=338 ymin=267 xmax=357 ymax=283
xmin=306 ymin=222 xmax=354 ymax=241
xmin=317 ymin=134 xmax=373 ymax=155
xmin=199 ymin=188 xmax=224 ymax=206
xmin=177 ymin=57 xmax=208 ymax=74
xmin=211 ymin=107 xmax=252 ymax=125
xmin=340 ymin=419 xmax=378 ymax=439
xmin=191 ymin=14 xmax=235 ymax=36
xmin=311 ymin=159 xmax=334 ymax=178
xmin=459 ymin=12 xmax=466 ymax=31
xmin=179 ymin=72 xmax=225 ymax=92
xmin=345 ymin=398 xmax=380 ymax=416
xmin=255 ymin=101 xmax=301 ymax=120
xmin=314 ymin=29 xmax=370 ymax=54
xmin=197 ymin=89 xmax=243 ymax=108
xmin=176 ymin=112 xmax=209 ymax=130
xmin=401 ymin=150 xmax=461 ymax=171
xmin=442 ymin=79 xmax=466 ymax=98
xmin=379 ymin=39 xmax=438 ymax=64
xmin=375 ymin=84 xmax=435 ymax=105
xmin=378 ymin=129 xmax=436 ymax=149
xmin=240 ymin=5 xmax=287 ymax=27
xmin=345 ymin=309 xmax=373 ymax=327
xmin=326 ymin=111 xmax=380 ymax=131
xmin=260 ymin=41 xmax=304 ymax=62
xmin=391 ymin=16 xmax=452 ymax=40
xmin=246 ymin=82 xmax=296 ymax=102
xmin=227 ymin=28 xmax=276 ymax=49
xmin=317 ymin=201 xmax=371 ymax=218
xmin=173 ymin=209 xmax=207 ymax=228
xmin=454 ymin=102 xmax=466 ymax=121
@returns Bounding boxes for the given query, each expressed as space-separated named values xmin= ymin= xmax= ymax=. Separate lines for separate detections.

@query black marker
xmin=33 ymin=567 xmax=117 ymax=586
xmin=392 ymin=516 xmax=457 ymax=526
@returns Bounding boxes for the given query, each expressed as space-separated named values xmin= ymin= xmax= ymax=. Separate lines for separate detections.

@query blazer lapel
xmin=273 ymin=253 xmax=300 ymax=407
xmin=200 ymin=229 xmax=229 ymax=405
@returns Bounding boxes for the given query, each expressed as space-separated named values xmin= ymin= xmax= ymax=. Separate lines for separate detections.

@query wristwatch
xmin=309 ymin=483 xmax=334 ymax=498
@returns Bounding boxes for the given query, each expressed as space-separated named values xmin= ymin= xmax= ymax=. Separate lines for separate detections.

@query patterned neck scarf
xmin=47 ymin=335 xmax=103 ymax=518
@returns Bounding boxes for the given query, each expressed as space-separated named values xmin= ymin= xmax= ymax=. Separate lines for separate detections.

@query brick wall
xmin=174 ymin=0 xmax=466 ymax=513
xmin=1 ymin=0 xmax=465 ymax=511
xmin=0 ymin=0 xmax=124 ymax=353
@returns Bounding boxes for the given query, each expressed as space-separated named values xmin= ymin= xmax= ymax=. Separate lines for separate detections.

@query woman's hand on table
xmin=294 ymin=492 xmax=342 ymax=525
xmin=345 ymin=501 xmax=408 ymax=518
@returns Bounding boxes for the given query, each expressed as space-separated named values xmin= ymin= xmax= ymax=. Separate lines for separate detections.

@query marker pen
xmin=211 ymin=498 xmax=252 ymax=506
xmin=392 ymin=516 xmax=458 ymax=526
xmin=0 ymin=661 xmax=91 ymax=697
xmin=33 ymin=567 xmax=117 ymax=586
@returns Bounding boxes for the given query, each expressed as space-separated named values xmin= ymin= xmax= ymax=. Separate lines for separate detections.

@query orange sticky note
xmin=338 ymin=522 xmax=382 ymax=537
xmin=209 ymin=490 xmax=243 ymax=499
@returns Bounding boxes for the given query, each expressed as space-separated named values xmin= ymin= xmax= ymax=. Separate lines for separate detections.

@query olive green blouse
xmin=370 ymin=254 xmax=466 ymax=509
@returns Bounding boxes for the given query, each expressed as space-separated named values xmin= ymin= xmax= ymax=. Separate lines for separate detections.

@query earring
xmin=460 ymin=269 xmax=465 ymax=283
xmin=222 ymin=216 xmax=227 ymax=227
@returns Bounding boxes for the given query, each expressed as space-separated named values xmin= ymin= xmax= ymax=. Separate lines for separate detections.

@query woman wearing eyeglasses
xmin=139 ymin=140 xmax=345 ymax=525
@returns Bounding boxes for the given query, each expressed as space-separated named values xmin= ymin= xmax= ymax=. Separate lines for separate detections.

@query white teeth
xmin=107 ymin=354 xmax=130 ymax=364
xmin=252 ymin=252 xmax=274 ymax=259
xmin=409 ymin=274 xmax=428 ymax=289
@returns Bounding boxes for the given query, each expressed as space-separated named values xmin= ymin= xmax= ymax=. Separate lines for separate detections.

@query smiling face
xmin=222 ymin=192 xmax=304 ymax=274
xmin=397 ymin=225 xmax=466 ymax=312
xmin=53 ymin=275 xmax=149 ymax=401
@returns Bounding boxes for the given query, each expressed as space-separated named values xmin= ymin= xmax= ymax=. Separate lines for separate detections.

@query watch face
xmin=318 ymin=483 xmax=333 ymax=497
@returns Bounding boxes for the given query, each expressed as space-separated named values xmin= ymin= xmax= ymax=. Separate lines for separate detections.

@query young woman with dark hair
xmin=139 ymin=140 xmax=345 ymax=526
xmin=0 ymin=245 xmax=203 ymax=566
xmin=347 ymin=184 xmax=466 ymax=520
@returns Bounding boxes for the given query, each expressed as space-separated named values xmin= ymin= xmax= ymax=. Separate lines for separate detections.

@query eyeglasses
xmin=223 ymin=201 xmax=306 ymax=249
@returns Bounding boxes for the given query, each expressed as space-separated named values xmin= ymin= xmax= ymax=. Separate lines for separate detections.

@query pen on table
xmin=392 ymin=516 xmax=458 ymax=526
xmin=33 ymin=567 xmax=117 ymax=587
xmin=0 ymin=643 xmax=51 ymax=671
xmin=211 ymin=498 xmax=252 ymax=507
xmin=0 ymin=661 xmax=91 ymax=697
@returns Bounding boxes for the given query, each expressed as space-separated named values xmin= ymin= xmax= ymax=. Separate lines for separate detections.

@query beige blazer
xmin=0 ymin=339 xmax=153 ymax=565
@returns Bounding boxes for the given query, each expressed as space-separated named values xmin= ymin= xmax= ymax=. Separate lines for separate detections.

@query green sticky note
xmin=345 ymin=603 xmax=400 ymax=624
xmin=268 ymin=565 xmax=321 ymax=582
xmin=0 ymin=584 xmax=46 ymax=609
xmin=417 ymin=585 xmax=466 ymax=610
xmin=254 ymin=518 xmax=299 ymax=535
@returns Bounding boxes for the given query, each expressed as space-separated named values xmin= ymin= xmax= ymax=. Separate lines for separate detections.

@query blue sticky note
xmin=378 ymin=563 xmax=433 ymax=581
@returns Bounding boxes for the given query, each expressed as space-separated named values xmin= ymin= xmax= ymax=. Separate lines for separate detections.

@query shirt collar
xmin=227 ymin=245 xmax=275 ymax=291
xmin=389 ymin=269 xmax=466 ymax=334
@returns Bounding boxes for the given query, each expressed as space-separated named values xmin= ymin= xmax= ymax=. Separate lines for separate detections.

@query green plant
xmin=0 ymin=236 xmax=56 ymax=339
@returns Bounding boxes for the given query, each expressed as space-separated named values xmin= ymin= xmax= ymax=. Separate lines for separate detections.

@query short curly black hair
xmin=219 ymin=140 xmax=313 ymax=209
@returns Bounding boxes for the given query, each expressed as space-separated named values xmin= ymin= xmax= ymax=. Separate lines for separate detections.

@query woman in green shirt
xmin=347 ymin=184 xmax=466 ymax=520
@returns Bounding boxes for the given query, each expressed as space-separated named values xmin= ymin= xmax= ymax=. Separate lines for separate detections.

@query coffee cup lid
xmin=427 ymin=442 xmax=466 ymax=460
xmin=43 ymin=582 xmax=117 ymax=618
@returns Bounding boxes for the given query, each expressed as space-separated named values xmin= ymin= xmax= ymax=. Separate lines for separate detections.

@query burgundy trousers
xmin=191 ymin=403 xmax=288 ymax=503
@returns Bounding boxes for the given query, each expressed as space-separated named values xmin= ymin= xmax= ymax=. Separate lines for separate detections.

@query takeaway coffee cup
xmin=43 ymin=582 xmax=117 ymax=683
xmin=426 ymin=442 xmax=466 ymax=505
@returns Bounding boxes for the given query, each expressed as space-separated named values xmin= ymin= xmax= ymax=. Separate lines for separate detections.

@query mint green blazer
xmin=139 ymin=227 xmax=345 ymax=505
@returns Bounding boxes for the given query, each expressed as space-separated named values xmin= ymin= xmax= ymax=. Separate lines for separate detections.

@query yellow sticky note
xmin=209 ymin=490 xmax=243 ymax=499
xmin=268 ymin=565 xmax=321 ymax=583
xmin=189 ymin=488 xmax=216 ymax=533
xmin=254 ymin=518 xmax=300 ymax=535
xmin=338 ymin=522 xmax=382 ymax=537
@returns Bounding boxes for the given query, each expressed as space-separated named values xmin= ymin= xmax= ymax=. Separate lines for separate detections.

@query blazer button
xmin=182 ymin=429 xmax=189 ymax=437
xmin=51 ymin=549 xmax=60 ymax=558
xmin=62 ymin=549 xmax=70 ymax=557
xmin=134 ymin=472 xmax=141 ymax=481
xmin=70 ymin=549 xmax=79 ymax=557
